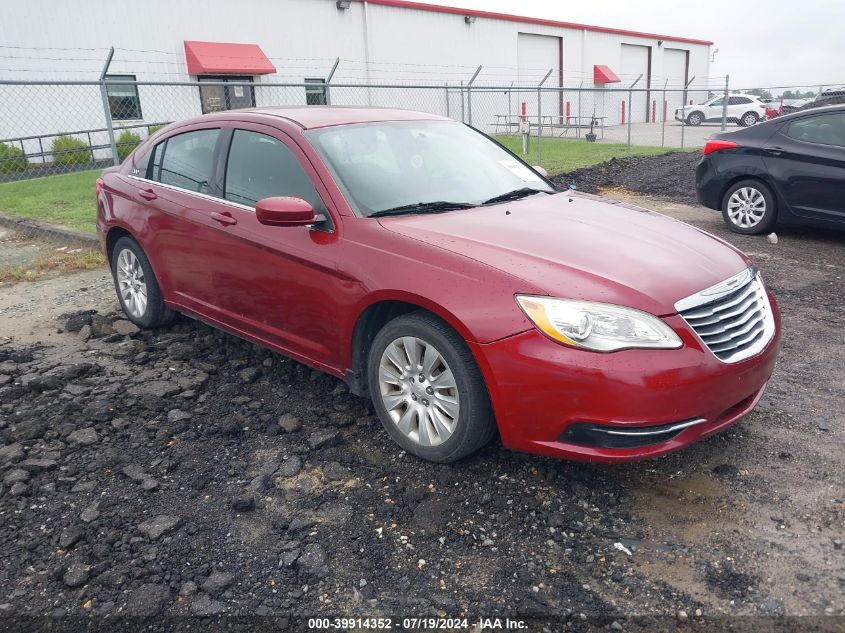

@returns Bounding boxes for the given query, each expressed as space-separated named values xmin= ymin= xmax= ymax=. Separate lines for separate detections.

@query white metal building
xmin=0 ymin=0 xmax=712 ymax=151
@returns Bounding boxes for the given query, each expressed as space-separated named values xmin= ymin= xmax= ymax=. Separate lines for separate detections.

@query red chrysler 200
xmin=96 ymin=107 xmax=781 ymax=463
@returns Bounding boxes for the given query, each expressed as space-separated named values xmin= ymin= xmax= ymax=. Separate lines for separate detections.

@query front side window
xmin=224 ymin=129 xmax=324 ymax=210
xmin=709 ymin=97 xmax=724 ymax=107
xmin=786 ymin=113 xmax=845 ymax=146
xmin=306 ymin=120 xmax=553 ymax=216
xmin=152 ymin=129 xmax=220 ymax=193
xmin=105 ymin=74 xmax=142 ymax=120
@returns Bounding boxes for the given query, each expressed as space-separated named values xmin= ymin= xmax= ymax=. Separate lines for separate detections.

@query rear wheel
xmin=367 ymin=312 xmax=496 ymax=463
xmin=686 ymin=111 xmax=704 ymax=126
xmin=110 ymin=236 xmax=175 ymax=328
xmin=721 ymin=180 xmax=777 ymax=235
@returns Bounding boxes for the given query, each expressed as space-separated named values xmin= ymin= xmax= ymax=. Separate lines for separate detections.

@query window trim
xmin=104 ymin=74 xmax=142 ymax=121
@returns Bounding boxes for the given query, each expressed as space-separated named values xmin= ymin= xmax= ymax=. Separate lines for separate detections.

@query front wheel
xmin=739 ymin=111 xmax=759 ymax=127
xmin=367 ymin=312 xmax=496 ymax=463
xmin=686 ymin=111 xmax=704 ymax=126
xmin=110 ymin=236 xmax=175 ymax=328
xmin=721 ymin=180 xmax=777 ymax=235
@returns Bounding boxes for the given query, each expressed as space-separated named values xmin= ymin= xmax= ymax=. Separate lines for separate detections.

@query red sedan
xmin=96 ymin=107 xmax=780 ymax=463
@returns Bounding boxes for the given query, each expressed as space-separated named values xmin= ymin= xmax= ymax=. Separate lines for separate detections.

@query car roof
xmin=181 ymin=106 xmax=452 ymax=130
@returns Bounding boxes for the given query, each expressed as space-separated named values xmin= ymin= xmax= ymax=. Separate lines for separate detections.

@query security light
xmin=465 ymin=15 xmax=476 ymax=23
xmin=336 ymin=0 xmax=351 ymax=9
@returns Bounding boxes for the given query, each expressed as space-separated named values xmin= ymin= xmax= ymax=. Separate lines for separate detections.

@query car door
xmin=125 ymin=126 xmax=224 ymax=301
xmin=727 ymin=96 xmax=746 ymax=120
xmin=761 ymin=111 xmax=845 ymax=223
xmin=703 ymin=97 xmax=723 ymax=121
xmin=187 ymin=123 xmax=347 ymax=370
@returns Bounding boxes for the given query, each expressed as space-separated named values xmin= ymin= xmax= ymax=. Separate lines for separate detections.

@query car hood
xmin=377 ymin=192 xmax=751 ymax=316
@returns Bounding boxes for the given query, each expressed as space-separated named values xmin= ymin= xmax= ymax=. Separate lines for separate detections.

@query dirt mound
xmin=551 ymin=152 xmax=701 ymax=205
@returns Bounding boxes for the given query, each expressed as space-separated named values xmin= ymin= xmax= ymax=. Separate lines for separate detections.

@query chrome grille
xmin=675 ymin=268 xmax=775 ymax=363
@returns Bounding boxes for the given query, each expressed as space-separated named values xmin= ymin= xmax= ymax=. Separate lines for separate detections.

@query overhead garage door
xmin=664 ymin=48 xmax=688 ymax=122
xmin=621 ymin=44 xmax=650 ymax=122
xmin=518 ymin=33 xmax=561 ymax=124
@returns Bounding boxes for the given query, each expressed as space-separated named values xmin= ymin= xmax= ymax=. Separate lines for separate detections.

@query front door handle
xmin=763 ymin=146 xmax=785 ymax=156
xmin=138 ymin=188 xmax=157 ymax=201
xmin=210 ymin=211 xmax=237 ymax=226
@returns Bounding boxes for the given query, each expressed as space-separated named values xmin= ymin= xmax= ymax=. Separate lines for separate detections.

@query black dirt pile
xmin=551 ymin=152 xmax=701 ymax=205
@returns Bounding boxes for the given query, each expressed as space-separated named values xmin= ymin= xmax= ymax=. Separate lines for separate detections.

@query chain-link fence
xmin=0 ymin=77 xmax=724 ymax=182
xmin=1 ymin=71 xmax=842 ymax=278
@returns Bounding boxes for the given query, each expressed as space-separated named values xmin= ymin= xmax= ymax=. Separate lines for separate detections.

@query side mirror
xmin=256 ymin=197 xmax=316 ymax=227
xmin=533 ymin=165 xmax=548 ymax=178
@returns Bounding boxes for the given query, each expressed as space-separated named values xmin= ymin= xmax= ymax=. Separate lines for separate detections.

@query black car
xmin=696 ymin=104 xmax=845 ymax=234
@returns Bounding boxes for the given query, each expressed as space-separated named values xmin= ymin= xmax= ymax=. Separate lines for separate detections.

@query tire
xmin=721 ymin=180 xmax=777 ymax=235
xmin=740 ymin=111 xmax=758 ymax=127
xmin=367 ymin=311 xmax=496 ymax=463
xmin=686 ymin=111 xmax=704 ymax=126
xmin=110 ymin=236 xmax=175 ymax=328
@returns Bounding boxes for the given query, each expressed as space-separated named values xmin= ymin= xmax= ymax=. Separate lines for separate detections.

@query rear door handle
xmin=138 ymin=188 xmax=157 ymax=201
xmin=210 ymin=211 xmax=237 ymax=226
xmin=763 ymin=146 xmax=785 ymax=156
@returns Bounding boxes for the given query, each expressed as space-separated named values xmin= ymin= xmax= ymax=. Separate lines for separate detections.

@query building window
xmin=305 ymin=78 xmax=327 ymax=106
xmin=198 ymin=76 xmax=255 ymax=114
xmin=105 ymin=74 xmax=142 ymax=120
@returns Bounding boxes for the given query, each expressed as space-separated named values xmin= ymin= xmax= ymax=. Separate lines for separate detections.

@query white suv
xmin=675 ymin=94 xmax=768 ymax=127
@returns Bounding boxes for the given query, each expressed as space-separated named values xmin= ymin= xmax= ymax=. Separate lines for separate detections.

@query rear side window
xmin=786 ymin=113 xmax=845 ymax=147
xmin=151 ymin=129 xmax=220 ymax=194
xmin=728 ymin=97 xmax=752 ymax=105
xmin=223 ymin=129 xmax=324 ymax=211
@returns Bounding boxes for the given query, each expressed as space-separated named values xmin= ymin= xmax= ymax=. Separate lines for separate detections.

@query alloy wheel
xmin=116 ymin=248 xmax=148 ymax=319
xmin=377 ymin=336 xmax=460 ymax=447
xmin=727 ymin=187 xmax=766 ymax=229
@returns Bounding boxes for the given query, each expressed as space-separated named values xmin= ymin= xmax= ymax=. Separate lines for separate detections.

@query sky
xmin=409 ymin=0 xmax=845 ymax=90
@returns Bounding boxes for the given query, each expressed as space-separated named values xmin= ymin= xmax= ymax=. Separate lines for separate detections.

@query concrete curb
xmin=0 ymin=212 xmax=98 ymax=247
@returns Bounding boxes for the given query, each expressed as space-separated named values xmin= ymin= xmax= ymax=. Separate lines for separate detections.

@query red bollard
xmin=621 ymin=100 xmax=626 ymax=125
xmin=663 ymin=100 xmax=668 ymax=122
xmin=566 ymin=101 xmax=571 ymax=125
xmin=652 ymin=100 xmax=656 ymax=122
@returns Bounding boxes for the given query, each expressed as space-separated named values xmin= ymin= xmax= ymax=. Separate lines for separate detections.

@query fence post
xmin=537 ymin=68 xmax=553 ymax=168
xmin=324 ymin=57 xmax=340 ymax=105
xmin=681 ymin=75 xmax=696 ymax=150
xmin=721 ymin=74 xmax=729 ymax=131
xmin=627 ymin=74 xmax=642 ymax=157
xmin=466 ymin=65 xmax=481 ymax=127
xmin=661 ymin=78 xmax=668 ymax=147
xmin=577 ymin=81 xmax=583 ymax=139
xmin=445 ymin=83 xmax=450 ymax=118
xmin=98 ymin=47 xmax=119 ymax=166
xmin=459 ymin=81 xmax=465 ymax=123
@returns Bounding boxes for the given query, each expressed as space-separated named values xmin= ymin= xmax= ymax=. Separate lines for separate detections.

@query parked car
xmin=696 ymin=104 xmax=845 ymax=234
xmin=676 ymin=94 xmax=768 ymax=127
xmin=97 ymin=108 xmax=780 ymax=463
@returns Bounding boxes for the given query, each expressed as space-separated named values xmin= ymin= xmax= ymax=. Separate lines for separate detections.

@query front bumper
xmin=469 ymin=294 xmax=780 ymax=462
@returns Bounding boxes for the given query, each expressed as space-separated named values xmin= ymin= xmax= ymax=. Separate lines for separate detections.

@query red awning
xmin=593 ymin=65 xmax=621 ymax=84
xmin=184 ymin=41 xmax=276 ymax=75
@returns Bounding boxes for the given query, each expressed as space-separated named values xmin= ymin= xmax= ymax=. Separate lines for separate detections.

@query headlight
xmin=515 ymin=295 xmax=682 ymax=352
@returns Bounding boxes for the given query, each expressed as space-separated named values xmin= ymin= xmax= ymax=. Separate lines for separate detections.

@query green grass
xmin=0 ymin=169 xmax=99 ymax=233
xmin=496 ymin=135 xmax=687 ymax=175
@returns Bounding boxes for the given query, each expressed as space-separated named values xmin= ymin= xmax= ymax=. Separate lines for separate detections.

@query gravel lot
xmin=0 ymin=154 xmax=843 ymax=631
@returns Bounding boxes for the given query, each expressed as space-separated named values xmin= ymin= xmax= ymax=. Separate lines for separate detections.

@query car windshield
xmin=305 ymin=120 xmax=553 ymax=217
